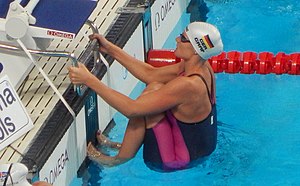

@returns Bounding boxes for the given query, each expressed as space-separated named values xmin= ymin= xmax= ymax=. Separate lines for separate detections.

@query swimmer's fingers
xmin=68 ymin=63 xmax=92 ymax=85
xmin=89 ymin=34 xmax=112 ymax=54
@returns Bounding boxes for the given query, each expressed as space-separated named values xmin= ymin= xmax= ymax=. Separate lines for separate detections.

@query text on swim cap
xmin=194 ymin=35 xmax=214 ymax=53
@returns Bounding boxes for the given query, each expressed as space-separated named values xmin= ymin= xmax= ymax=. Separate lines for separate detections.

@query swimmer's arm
xmin=108 ymin=44 xmax=184 ymax=84
xmin=85 ymin=73 xmax=189 ymax=117
xmin=90 ymin=34 xmax=182 ymax=84
xmin=69 ymin=63 xmax=189 ymax=117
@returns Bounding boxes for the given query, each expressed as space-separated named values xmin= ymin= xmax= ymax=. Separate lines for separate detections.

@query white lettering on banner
xmin=0 ymin=75 xmax=33 ymax=151
xmin=87 ymin=96 xmax=96 ymax=117
xmin=122 ymin=67 xmax=128 ymax=80
xmin=43 ymin=149 xmax=69 ymax=185
xmin=154 ymin=0 xmax=176 ymax=31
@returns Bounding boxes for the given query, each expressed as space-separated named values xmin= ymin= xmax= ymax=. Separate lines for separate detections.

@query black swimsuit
xmin=143 ymin=70 xmax=217 ymax=170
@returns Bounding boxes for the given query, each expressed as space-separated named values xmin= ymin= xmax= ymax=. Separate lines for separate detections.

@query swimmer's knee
xmin=141 ymin=82 xmax=164 ymax=95
xmin=145 ymin=113 xmax=165 ymax=129
xmin=146 ymin=82 xmax=164 ymax=90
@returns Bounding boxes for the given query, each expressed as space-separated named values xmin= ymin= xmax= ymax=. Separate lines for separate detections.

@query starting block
xmin=0 ymin=0 xmax=97 ymax=36
xmin=0 ymin=0 xmax=97 ymax=88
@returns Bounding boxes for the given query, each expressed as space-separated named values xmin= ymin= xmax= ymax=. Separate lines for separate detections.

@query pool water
xmin=70 ymin=0 xmax=300 ymax=185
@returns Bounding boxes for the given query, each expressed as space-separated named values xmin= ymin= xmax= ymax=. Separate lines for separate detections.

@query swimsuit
xmin=143 ymin=69 xmax=217 ymax=171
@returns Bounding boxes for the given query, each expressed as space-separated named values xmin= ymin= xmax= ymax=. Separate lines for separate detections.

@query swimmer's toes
xmin=87 ymin=143 xmax=102 ymax=160
xmin=96 ymin=130 xmax=108 ymax=145
xmin=87 ymin=142 xmax=95 ymax=153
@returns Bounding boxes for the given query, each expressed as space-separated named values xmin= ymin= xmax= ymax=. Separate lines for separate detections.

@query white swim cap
xmin=185 ymin=22 xmax=223 ymax=60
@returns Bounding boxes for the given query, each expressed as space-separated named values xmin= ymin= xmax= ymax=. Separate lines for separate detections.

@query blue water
xmin=71 ymin=0 xmax=300 ymax=185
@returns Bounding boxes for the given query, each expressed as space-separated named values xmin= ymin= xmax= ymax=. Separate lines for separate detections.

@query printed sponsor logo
xmin=87 ymin=96 xmax=96 ymax=117
xmin=47 ymin=30 xmax=74 ymax=39
xmin=154 ymin=0 xmax=176 ymax=31
xmin=43 ymin=149 xmax=69 ymax=185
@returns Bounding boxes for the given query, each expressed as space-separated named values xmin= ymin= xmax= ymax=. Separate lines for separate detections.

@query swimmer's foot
xmin=96 ymin=130 xmax=121 ymax=149
xmin=96 ymin=130 xmax=109 ymax=145
xmin=87 ymin=142 xmax=105 ymax=163
xmin=87 ymin=142 xmax=122 ymax=167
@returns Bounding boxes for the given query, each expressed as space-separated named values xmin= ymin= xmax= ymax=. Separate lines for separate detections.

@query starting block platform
xmin=0 ymin=0 xmax=97 ymax=34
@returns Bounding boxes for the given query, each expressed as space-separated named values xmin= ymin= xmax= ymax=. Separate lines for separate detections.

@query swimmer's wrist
xmin=85 ymin=74 xmax=99 ymax=87
xmin=108 ymin=44 xmax=121 ymax=58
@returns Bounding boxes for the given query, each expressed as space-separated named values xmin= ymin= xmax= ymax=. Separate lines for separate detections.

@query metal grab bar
xmin=0 ymin=41 xmax=81 ymax=94
xmin=76 ymin=39 xmax=102 ymax=96
xmin=75 ymin=20 xmax=103 ymax=96
xmin=0 ymin=42 xmax=78 ymax=66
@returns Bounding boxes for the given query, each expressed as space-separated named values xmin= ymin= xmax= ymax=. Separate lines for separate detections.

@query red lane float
xmin=147 ymin=49 xmax=300 ymax=75
xmin=147 ymin=49 xmax=181 ymax=67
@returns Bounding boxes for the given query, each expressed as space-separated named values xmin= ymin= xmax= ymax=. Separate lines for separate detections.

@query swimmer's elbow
xmin=120 ymin=100 xmax=145 ymax=118
xmin=122 ymin=110 xmax=140 ymax=118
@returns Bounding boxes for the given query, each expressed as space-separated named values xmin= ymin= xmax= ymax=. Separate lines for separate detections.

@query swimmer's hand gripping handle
xmin=75 ymin=39 xmax=102 ymax=96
